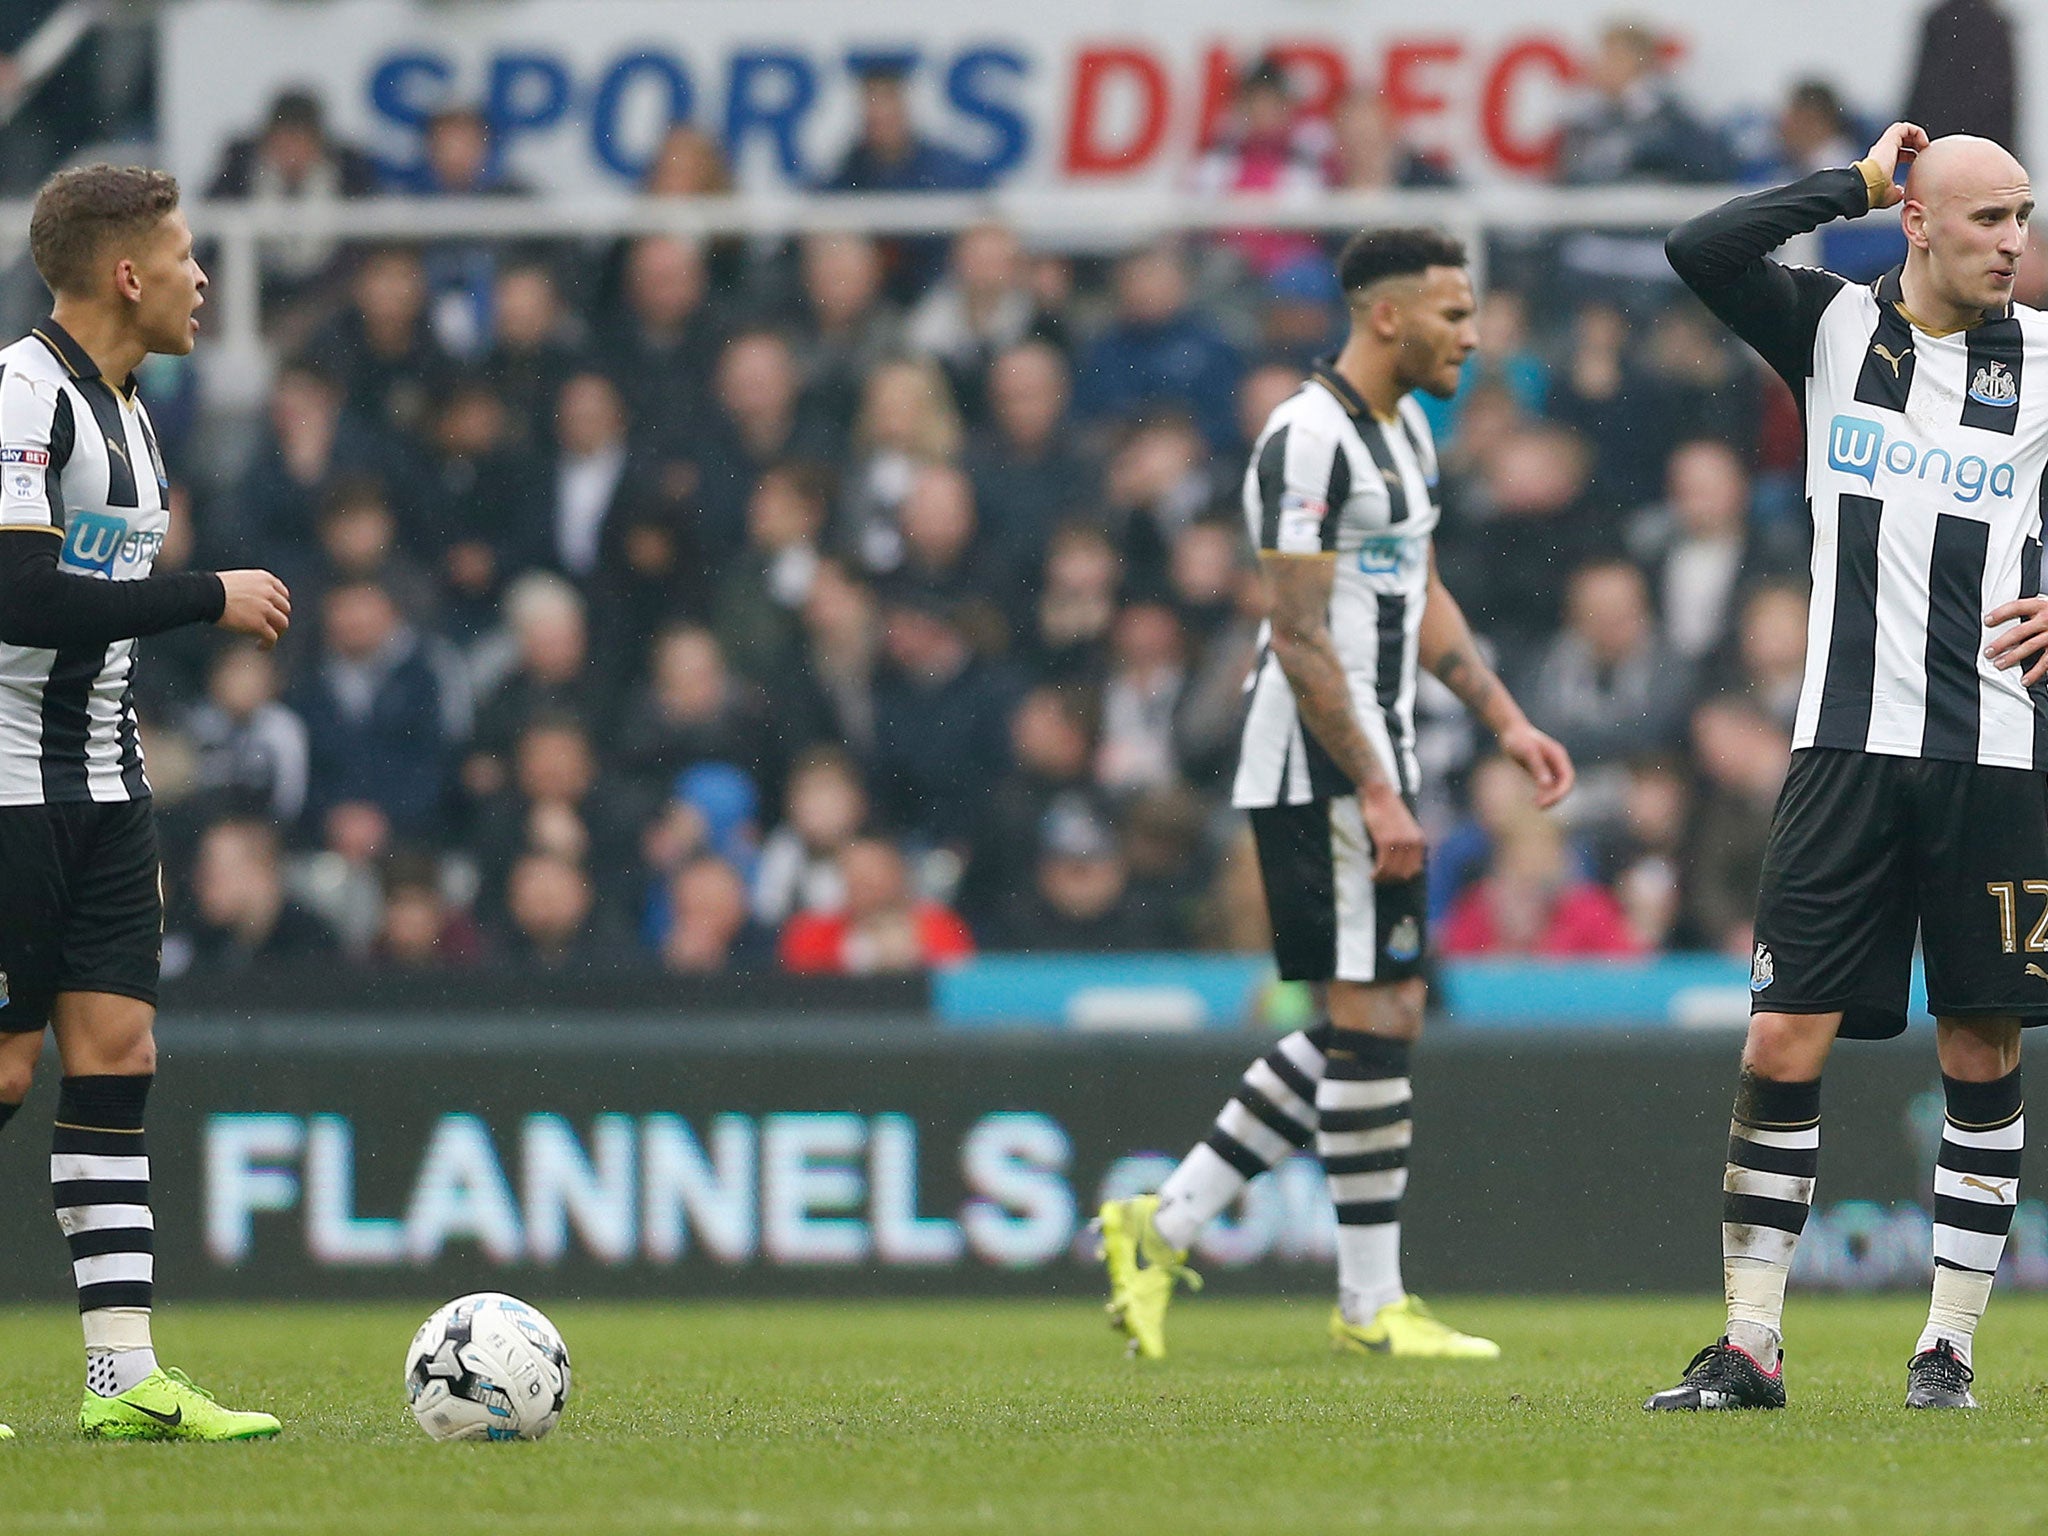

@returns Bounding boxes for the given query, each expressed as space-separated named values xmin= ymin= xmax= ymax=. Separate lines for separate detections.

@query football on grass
xmin=405 ymin=1292 xmax=571 ymax=1442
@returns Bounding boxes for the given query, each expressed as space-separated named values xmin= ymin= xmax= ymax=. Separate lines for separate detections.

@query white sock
xmin=1918 ymin=1266 xmax=1995 ymax=1370
xmin=84 ymin=1306 xmax=157 ymax=1396
xmin=1336 ymin=1224 xmax=1405 ymax=1324
xmin=1154 ymin=1143 xmax=1244 ymax=1252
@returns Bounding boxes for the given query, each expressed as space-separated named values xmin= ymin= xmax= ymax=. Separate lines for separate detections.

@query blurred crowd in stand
xmin=7 ymin=8 xmax=2034 ymax=976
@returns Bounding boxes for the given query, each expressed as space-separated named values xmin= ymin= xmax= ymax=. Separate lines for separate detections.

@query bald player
xmin=1648 ymin=124 xmax=2048 ymax=1412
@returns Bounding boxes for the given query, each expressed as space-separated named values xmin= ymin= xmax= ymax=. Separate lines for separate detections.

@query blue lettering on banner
xmin=945 ymin=48 xmax=1030 ymax=178
xmin=726 ymin=52 xmax=820 ymax=180
xmin=487 ymin=52 xmax=575 ymax=162
xmin=1827 ymin=414 xmax=2015 ymax=503
xmin=590 ymin=51 xmax=694 ymax=179
xmin=366 ymin=50 xmax=453 ymax=181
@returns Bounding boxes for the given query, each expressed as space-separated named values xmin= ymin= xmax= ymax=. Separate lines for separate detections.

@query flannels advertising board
xmin=0 ymin=1020 xmax=2032 ymax=1300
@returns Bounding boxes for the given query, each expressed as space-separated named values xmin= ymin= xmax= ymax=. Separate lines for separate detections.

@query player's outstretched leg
xmin=1907 ymin=1062 xmax=2023 ymax=1409
xmin=1096 ymin=1025 xmax=1326 ymax=1359
xmin=55 ymin=1072 xmax=279 ymax=1441
xmin=1646 ymin=1068 xmax=1816 ymax=1411
xmin=1318 ymin=1029 xmax=1497 ymax=1360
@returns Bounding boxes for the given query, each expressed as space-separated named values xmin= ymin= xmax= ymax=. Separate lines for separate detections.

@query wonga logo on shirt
xmin=1826 ymin=414 xmax=2017 ymax=503
xmin=61 ymin=511 xmax=130 ymax=574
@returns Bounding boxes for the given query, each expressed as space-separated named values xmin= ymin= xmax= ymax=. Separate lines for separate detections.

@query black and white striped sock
xmin=1316 ymin=1032 xmax=1411 ymax=1324
xmin=1919 ymin=1067 xmax=2023 ymax=1369
xmin=53 ymin=1075 xmax=158 ymax=1395
xmin=1153 ymin=1024 xmax=1329 ymax=1252
xmin=1723 ymin=1071 xmax=1820 ymax=1361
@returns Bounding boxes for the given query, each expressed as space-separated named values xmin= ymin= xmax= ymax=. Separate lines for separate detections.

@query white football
xmin=404 ymin=1292 xmax=571 ymax=1442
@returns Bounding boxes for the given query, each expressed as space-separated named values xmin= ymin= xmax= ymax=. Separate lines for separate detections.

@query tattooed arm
xmin=1419 ymin=544 xmax=1575 ymax=808
xmin=1261 ymin=549 xmax=1424 ymax=879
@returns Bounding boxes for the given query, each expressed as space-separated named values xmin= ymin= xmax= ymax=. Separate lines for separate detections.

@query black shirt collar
xmin=1310 ymin=357 xmax=1379 ymax=421
xmin=1873 ymin=265 xmax=2012 ymax=328
xmin=31 ymin=316 xmax=138 ymax=397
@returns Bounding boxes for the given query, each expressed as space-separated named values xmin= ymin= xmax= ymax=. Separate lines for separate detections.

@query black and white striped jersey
xmin=1671 ymin=167 xmax=2048 ymax=770
xmin=1232 ymin=363 xmax=1439 ymax=809
xmin=0 ymin=320 xmax=172 ymax=805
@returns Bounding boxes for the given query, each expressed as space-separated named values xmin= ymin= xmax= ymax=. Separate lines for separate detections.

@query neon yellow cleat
xmin=1096 ymin=1195 xmax=1200 ymax=1360
xmin=0 ymin=1422 xmax=13 ymax=1440
xmin=1328 ymin=1297 xmax=1502 ymax=1360
xmin=79 ymin=1367 xmax=281 ymax=1441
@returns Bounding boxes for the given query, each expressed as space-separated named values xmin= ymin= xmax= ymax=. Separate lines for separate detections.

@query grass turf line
xmin=3 ymin=1296 xmax=2048 ymax=1533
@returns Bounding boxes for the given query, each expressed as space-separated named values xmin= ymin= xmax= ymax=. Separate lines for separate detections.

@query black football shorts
xmin=1248 ymin=796 xmax=1427 ymax=985
xmin=0 ymin=798 xmax=162 ymax=1032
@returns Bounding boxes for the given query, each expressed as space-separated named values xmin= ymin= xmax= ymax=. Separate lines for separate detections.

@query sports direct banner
xmin=0 ymin=1019 xmax=2034 ymax=1301
xmin=157 ymin=0 xmax=2032 ymax=197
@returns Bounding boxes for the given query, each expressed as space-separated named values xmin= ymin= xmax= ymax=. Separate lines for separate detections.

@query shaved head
xmin=1905 ymin=134 xmax=2029 ymax=207
xmin=1898 ymin=134 xmax=2034 ymax=322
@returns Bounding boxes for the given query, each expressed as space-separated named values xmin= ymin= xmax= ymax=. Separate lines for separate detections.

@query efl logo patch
xmin=0 ymin=446 xmax=49 ymax=467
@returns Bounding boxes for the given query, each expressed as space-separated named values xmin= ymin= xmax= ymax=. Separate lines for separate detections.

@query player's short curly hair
xmin=28 ymin=163 xmax=182 ymax=297
xmin=1336 ymin=228 xmax=1468 ymax=298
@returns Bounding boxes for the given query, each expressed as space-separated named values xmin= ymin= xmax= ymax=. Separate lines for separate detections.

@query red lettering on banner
xmin=1481 ymin=37 xmax=1577 ymax=175
xmin=1064 ymin=46 xmax=1171 ymax=174
xmin=1383 ymin=38 xmax=1462 ymax=128
xmin=1266 ymin=44 xmax=1349 ymax=122
xmin=1195 ymin=44 xmax=1235 ymax=151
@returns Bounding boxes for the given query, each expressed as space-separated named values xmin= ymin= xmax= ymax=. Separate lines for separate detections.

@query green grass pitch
xmin=5 ymin=1295 xmax=2048 ymax=1533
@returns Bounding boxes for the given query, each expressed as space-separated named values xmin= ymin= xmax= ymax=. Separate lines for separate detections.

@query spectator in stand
xmin=1029 ymin=522 xmax=1122 ymax=683
xmin=965 ymin=342 xmax=1099 ymax=588
xmin=304 ymin=245 xmax=451 ymax=451
xmin=1637 ymin=303 xmax=1762 ymax=471
xmin=822 ymin=54 xmax=986 ymax=194
xmin=778 ymin=836 xmax=975 ymax=974
xmin=960 ymin=685 xmax=1103 ymax=930
xmin=1626 ymin=438 xmax=1797 ymax=664
xmin=503 ymin=851 xmax=623 ymax=969
xmin=544 ymin=371 xmax=633 ymax=581
xmin=207 ymin=89 xmax=377 ymax=316
xmin=714 ymin=462 xmax=830 ymax=691
xmin=414 ymin=377 xmax=544 ymax=637
xmin=895 ymin=464 xmax=997 ymax=625
xmin=1104 ymin=412 xmax=1219 ymax=599
xmin=793 ymin=559 xmax=882 ymax=759
xmin=482 ymin=261 xmax=584 ymax=450
xmin=990 ymin=796 xmax=1180 ymax=951
xmin=468 ymin=573 xmax=596 ymax=773
xmin=1325 ymin=87 xmax=1457 ymax=190
xmin=1429 ymin=752 xmax=1599 ymax=926
xmin=752 ymin=746 xmax=868 ymax=928
xmin=375 ymin=851 xmax=484 ymax=968
xmin=1256 ymin=256 xmax=1345 ymax=368
xmin=399 ymin=106 xmax=531 ymax=355
xmin=181 ymin=819 xmax=339 ymax=969
xmin=1717 ymin=580 xmax=1808 ymax=731
xmin=614 ymin=624 xmax=777 ymax=805
xmin=1684 ymin=692 xmax=1793 ymax=956
xmin=1169 ymin=517 xmax=1264 ymax=788
xmin=2016 ymin=226 xmax=2048 ymax=309
xmin=474 ymin=713 xmax=639 ymax=917
xmin=1414 ymin=288 xmax=1547 ymax=442
xmin=795 ymin=232 xmax=905 ymax=434
xmin=1096 ymin=601 xmax=1187 ymax=796
xmin=296 ymin=578 xmax=468 ymax=841
xmin=697 ymin=329 xmax=841 ymax=553
xmin=905 ymin=222 xmax=1046 ymax=420
xmin=1190 ymin=56 xmax=1333 ymax=277
xmin=1597 ymin=756 xmax=1696 ymax=952
xmin=600 ymin=235 xmax=721 ymax=480
xmin=870 ymin=593 xmax=1017 ymax=845
xmin=1553 ymin=21 xmax=1736 ymax=185
xmin=1439 ymin=817 xmax=1645 ymax=957
xmin=1074 ymin=242 xmax=1243 ymax=450
xmin=304 ymin=476 xmax=439 ymax=625
xmin=1444 ymin=424 xmax=1597 ymax=646
xmin=1523 ymin=559 xmax=1691 ymax=786
xmin=660 ymin=855 xmax=767 ymax=973
xmin=226 ymin=362 xmax=382 ymax=569
xmin=838 ymin=356 xmax=964 ymax=578
xmin=1546 ymin=301 xmax=1662 ymax=507
xmin=184 ymin=647 xmax=309 ymax=825
xmin=1121 ymin=784 xmax=1213 ymax=941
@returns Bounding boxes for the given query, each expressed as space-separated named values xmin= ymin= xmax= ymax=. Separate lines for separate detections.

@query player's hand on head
xmin=1985 ymin=595 xmax=2048 ymax=686
xmin=215 ymin=568 xmax=291 ymax=650
xmin=1361 ymin=782 xmax=1426 ymax=883
xmin=1863 ymin=121 xmax=1930 ymax=207
xmin=1500 ymin=723 xmax=1576 ymax=810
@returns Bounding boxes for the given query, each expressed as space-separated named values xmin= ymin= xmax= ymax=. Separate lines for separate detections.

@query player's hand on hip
xmin=215 ymin=568 xmax=292 ymax=649
xmin=1499 ymin=722 xmax=1576 ymax=810
xmin=1985 ymin=595 xmax=2048 ymax=685
xmin=1863 ymin=121 xmax=1929 ymax=207
xmin=1361 ymin=782 xmax=1426 ymax=883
